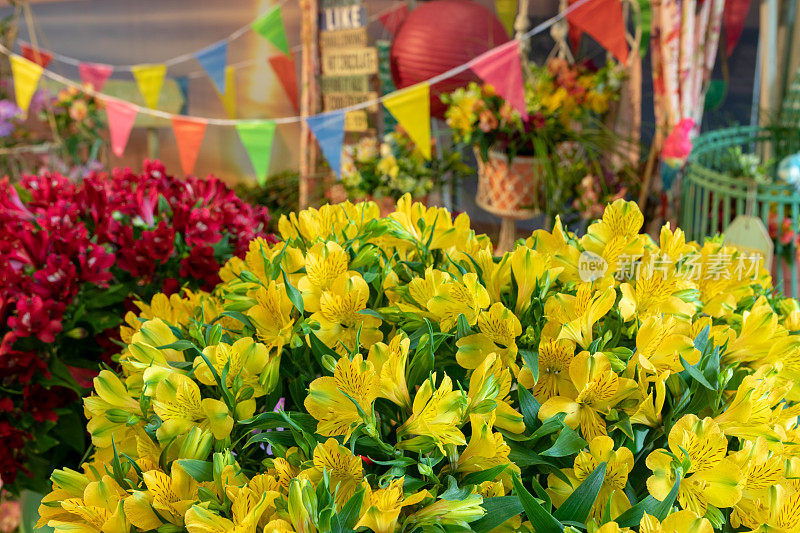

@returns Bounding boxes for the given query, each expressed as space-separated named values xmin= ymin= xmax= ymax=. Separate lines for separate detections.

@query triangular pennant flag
xmin=10 ymin=55 xmax=43 ymax=116
xmin=566 ymin=0 xmax=628 ymax=64
xmin=195 ymin=41 xmax=228 ymax=93
xmin=79 ymin=62 xmax=114 ymax=90
xmin=268 ymin=53 xmax=299 ymax=112
xmin=175 ymin=76 xmax=190 ymax=114
xmin=215 ymin=66 xmax=237 ymax=119
xmin=724 ymin=0 xmax=752 ymax=55
xmin=383 ymin=84 xmax=432 ymax=159
xmin=471 ymin=41 xmax=528 ymax=120
xmin=131 ymin=64 xmax=167 ymax=109
xmin=20 ymin=43 xmax=52 ymax=68
xmin=171 ymin=116 xmax=207 ymax=175
xmin=494 ymin=0 xmax=517 ymax=38
xmin=104 ymin=98 xmax=138 ymax=157
xmin=379 ymin=4 xmax=407 ymax=35
xmin=252 ymin=5 xmax=290 ymax=54
xmin=235 ymin=121 xmax=276 ymax=185
xmin=306 ymin=111 xmax=346 ymax=177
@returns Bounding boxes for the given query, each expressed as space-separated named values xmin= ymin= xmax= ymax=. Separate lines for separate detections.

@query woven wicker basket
xmin=475 ymin=148 xmax=544 ymax=219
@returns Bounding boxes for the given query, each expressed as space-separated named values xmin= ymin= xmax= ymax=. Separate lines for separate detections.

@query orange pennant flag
xmin=171 ymin=116 xmax=207 ymax=175
xmin=268 ymin=53 xmax=299 ymax=112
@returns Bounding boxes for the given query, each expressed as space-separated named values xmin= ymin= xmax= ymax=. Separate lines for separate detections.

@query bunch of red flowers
xmin=0 ymin=160 xmax=276 ymax=492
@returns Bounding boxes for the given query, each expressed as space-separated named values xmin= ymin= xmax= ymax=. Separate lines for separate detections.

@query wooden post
xmin=299 ymin=0 xmax=319 ymax=210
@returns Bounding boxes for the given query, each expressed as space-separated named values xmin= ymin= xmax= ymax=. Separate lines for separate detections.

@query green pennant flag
xmin=235 ymin=121 xmax=276 ymax=185
xmin=252 ymin=6 xmax=290 ymax=54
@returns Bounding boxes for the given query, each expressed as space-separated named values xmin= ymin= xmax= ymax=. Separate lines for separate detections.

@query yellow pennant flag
xmin=132 ymin=64 xmax=167 ymax=109
xmin=383 ymin=83 xmax=431 ymax=159
xmin=495 ymin=0 xmax=517 ymax=38
xmin=216 ymin=65 xmax=237 ymax=119
xmin=10 ymin=54 xmax=43 ymax=116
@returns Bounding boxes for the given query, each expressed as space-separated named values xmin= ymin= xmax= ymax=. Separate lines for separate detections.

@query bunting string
xmin=2 ymin=0 xmax=597 ymax=126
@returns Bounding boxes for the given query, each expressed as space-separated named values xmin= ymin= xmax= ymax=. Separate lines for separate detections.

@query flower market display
xmin=27 ymin=195 xmax=800 ymax=532
xmin=0 ymin=160 xmax=275 ymax=494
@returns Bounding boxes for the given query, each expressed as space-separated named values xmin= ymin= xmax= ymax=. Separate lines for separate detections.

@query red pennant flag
xmin=79 ymin=62 xmax=114 ymax=91
xmin=171 ymin=116 xmax=207 ymax=175
xmin=724 ymin=0 xmax=752 ymax=55
xmin=379 ymin=4 xmax=407 ymax=35
xmin=104 ymin=98 xmax=138 ymax=157
xmin=268 ymin=53 xmax=299 ymax=112
xmin=567 ymin=0 xmax=628 ymax=64
xmin=471 ymin=41 xmax=528 ymax=119
xmin=20 ymin=43 xmax=52 ymax=68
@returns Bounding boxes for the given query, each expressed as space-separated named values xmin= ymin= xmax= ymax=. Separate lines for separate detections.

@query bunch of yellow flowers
xmin=37 ymin=195 xmax=800 ymax=533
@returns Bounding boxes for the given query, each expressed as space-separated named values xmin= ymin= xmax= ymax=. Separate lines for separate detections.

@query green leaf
xmin=519 ymin=349 xmax=539 ymax=384
xmin=553 ymin=462 xmax=607 ymax=523
xmin=511 ymin=474 xmax=563 ymax=533
xmin=282 ymin=269 xmax=304 ymax=314
xmin=331 ymin=487 xmax=365 ymax=533
xmin=156 ymin=340 xmax=196 ymax=351
xmin=177 ymin=459 xmax=214 ymax=482
xmin=471 ymin=496 xmax=524 ymax=533
xmin=517 ymin=384 xmax=541 ymax=431
xmin=456 ymin=313 xmax=473 ymax=340
xmin=218 ymin=310 xmax=255 ymax=330
xmin=541 ymin=426 xmax=587 ymax=457
xmin=680 ymin=355 xmax=715 ymax=390
xmin=19 ymin=490 xmax=53 ymax=533
xmin=461 ymin=464 xmax=508 ymax=486
xmin=529 ymin=412 xmax=566 ymax=442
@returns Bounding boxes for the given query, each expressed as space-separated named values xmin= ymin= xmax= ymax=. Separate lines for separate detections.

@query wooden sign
xmin=321 ymin=48 xmax=378 ymax=75
xmin=320 ymin=27 xmax=368 ymax=49
xmin=320 ymin=0 xmax=360 ymax=7
xmin=319 ymin=5 xmax=367 ymax=31
xmin=319 ymin=75 xmax=370 ymax=93
xmin=345 ymin=110 xmax=368 ymax=132
xmin=323 ymin=92 xmax=379 ymax=112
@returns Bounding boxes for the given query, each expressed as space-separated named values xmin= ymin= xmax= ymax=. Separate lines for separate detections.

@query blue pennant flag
xmin=195 ymin=41 xmax=228 ymax=93
xmin=306 ymin=110 xmax=346 ymax=177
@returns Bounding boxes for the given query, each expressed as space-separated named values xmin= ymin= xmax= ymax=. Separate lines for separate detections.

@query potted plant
xmin=443 ymin=58 xmax=626 ymax=249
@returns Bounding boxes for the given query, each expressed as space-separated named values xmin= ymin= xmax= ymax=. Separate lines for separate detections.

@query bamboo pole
xmin=299 ymin=0 xmax=319 ymax=209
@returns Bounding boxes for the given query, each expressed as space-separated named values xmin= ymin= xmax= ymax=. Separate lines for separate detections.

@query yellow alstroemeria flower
xmin=456 ymin=303 xmax=522 ymax=374
xmin=551 ymin=285 xmax=616 ymax=349
xmin=367 ymin=333 xmax=412 ymax=410
xmin=580 ymin=199 xmax=646 ymax=276
xmin=300 ymin=438 xmax=364 ymax=507
xmin=739 ymin=484 xmax=800 ymax=532
xmin=454 ymin=413 xmax=519 ymax=488
xmin=467 ymin=352 xmax=524 ymax=433
xmin=428 ymin=272 xmax=490 ymax=332
xmin=646 ymin=415 xmax=743 ymax=516
xmin=618 ymin=254 xmax=697 ymax=322
xmin=152 ymin=372 xmax=233 ymax=441
xmin=547 ymin=436 xmax=633 ymax=523
xmin=509 ymin=246 xmax=562 ymax=314
xmin=298 ymin=241 xmax=352 ymax=312
xmin=195 ymin=337 xmax=280 ymax=399
xmin=626 ymin=368 xmax=668 ymax=427
xmin=538 ymin=352 xmax=637 ymax=441
xmin=725 ymin=297 xmax=787 ymax=367
xmin=635 ymin=315 xmax=700 ymax=375
xmin=309 ymin=272 xmax=383 ymax=355
xmin=526 ymin=215 xmax=582 ymax=283
xmin=246 ymin=282 xmax=295 ymax=352
xmin=304 ymin=354 xmax=380 ymax=441
xmin=397 ymin=373 xmax=467 ymax=453
xmin=121 ymin=290 xmax=202 ymax=344
xmin=355 ymin=477 xmax=430 ymax=533
xmin=727 ymin=437 xmax=787 ymax=530
xmin=124 ymin=462 xmax=199 ymax=529
xmin=639 ymin=510 xmax=713 ymax=533
xmin=121 ymin=318 xmax=184 ymax=375
xmin=518 ymin=338 xmax=577 ymax=403
xmin=401 ymin=267 xmax=452 ymax=319
xmin=47 ymin=475 xmax=129 ymax=533
xmin=658 ymin=223 xmax=694 ymax=262
xmin=714 ymin=369 xmax=789 ymax=441
xmin=686 ymin=242 xmax=757 ymax=318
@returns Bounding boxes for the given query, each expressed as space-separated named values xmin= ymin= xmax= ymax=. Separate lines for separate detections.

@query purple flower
xmin=29 ymin=89 xmax=54 ymax=115
xmin=0 ymin=100 xmax=21 ymax=121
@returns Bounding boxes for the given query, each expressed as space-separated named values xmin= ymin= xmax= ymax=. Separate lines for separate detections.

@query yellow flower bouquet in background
xmin=35 ymin=195 xmax=800 ymax=532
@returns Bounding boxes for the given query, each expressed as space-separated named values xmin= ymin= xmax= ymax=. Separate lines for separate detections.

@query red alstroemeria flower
xmin=7 ymin=295 xmax=65 ymax=343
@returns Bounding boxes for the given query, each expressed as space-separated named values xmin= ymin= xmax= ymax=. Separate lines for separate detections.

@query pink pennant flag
xmin=104 ymin=98 xmax=138 ymax=157
xmin=471 ymin=41 xmax=528 ymax=120
xmin=379 ymin=4 xmax=407 ymax=35
xmin=79 ymin=62 xmax=113 ymax=91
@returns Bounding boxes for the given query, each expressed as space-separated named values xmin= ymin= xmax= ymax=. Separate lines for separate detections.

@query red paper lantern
xmin=390 ymin=0 xmax=510 ymax=118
